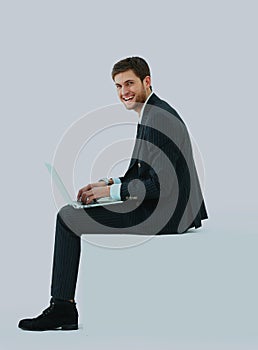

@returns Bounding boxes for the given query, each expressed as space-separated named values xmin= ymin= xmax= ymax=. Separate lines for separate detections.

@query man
xmin=18 ymin=57 xmax=208 ymax=331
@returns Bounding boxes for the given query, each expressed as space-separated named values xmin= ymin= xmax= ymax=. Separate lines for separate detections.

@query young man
xmin=18 ymin=57 xmax=208 ymax=331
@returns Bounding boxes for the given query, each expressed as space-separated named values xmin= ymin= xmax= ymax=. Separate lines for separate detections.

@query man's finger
xmin=77 ymin=188 xmax=86 ymax=200
xmin=86 ymin=193 xmax=98 ymax=204
xmin=86 ymin=197 xmax=94 ymax=204
xmin=81 ymin=191 xmax=88 ymax=203
xmin=77 ymin=184 xmax=92 ymax=200
xmin=81 ymin=190 xmax=94 ymax=204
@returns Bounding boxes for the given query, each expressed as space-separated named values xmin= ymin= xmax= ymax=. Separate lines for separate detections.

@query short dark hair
xmin=112 ymin=56 xmax=151 ymax=82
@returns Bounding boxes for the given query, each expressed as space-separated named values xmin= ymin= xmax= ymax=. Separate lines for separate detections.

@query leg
xmin=18 ymin=209 xmax=81 ymax=331
xmin=51 ymin=212 xmax=81 ymax=301
xmin=18 ymin=201 xmax=145 ymax=331
xmin=50 ymin=202 xmax=136 ymax=300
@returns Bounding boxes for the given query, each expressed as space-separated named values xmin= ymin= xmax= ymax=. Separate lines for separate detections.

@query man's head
xmin=112 ymin=57 xmax=152 ymax=114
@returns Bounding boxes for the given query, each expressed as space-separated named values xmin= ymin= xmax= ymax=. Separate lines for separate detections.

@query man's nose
xmin=121 ymin=85 xmax=130 ymax=96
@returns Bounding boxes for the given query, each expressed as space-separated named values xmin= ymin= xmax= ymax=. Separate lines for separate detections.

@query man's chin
xmin=124 ymin=104 xmax=135 ymax=110
xmin=122 ymin=101 xmax=141 ymax=111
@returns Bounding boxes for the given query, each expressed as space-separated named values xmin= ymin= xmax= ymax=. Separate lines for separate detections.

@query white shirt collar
xmin=138 ymin=91 xmax=154 ymax=124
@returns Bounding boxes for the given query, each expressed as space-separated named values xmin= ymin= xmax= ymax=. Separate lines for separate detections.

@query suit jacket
xmin=118 ymin=93 xmax=208 ymax=234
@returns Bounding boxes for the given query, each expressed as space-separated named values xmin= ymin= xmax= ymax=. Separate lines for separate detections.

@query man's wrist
xmin=98 ymin=177 xmax=114 ymax=185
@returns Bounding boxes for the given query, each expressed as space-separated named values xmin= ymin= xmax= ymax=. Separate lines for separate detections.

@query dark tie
xmin=136 ymin=122 xmax=144 ymax=140
xmin=136 ymin=122 xmax=140 ymax=138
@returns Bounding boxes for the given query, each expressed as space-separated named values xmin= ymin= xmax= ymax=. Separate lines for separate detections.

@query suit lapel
xmin=127 ymin=123 xmax=142 ymax=169
xmin=126 ymin=94 xmax=160 ymax=171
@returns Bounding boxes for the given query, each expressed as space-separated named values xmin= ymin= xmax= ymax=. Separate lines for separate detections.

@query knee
xmin=58 ymin=204 xmax=72 ymax=219
xmin=56 ymin=205 xmax=83 ymax=237
xmin=56 ymin=205 xmax=76 ymax=230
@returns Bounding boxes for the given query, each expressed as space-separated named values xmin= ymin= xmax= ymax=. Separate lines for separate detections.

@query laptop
xmin=45 ymin=162 xmax=123 ymax=209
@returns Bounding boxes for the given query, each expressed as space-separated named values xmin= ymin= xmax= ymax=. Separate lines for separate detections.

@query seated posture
xmin=18 ymin=56 xmax=208 ymax=331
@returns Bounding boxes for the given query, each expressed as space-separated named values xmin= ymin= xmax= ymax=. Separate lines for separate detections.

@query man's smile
xmin=122 ymin=95 xmax=135 ymax=102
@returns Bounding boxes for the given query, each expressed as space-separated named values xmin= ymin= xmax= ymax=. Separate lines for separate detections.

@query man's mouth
xmin=123 ymin=96 xmax=134 ymax=102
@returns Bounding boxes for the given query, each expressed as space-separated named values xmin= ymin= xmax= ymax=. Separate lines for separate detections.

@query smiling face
xmin=114 ymin=69 xmax=152 ymax=114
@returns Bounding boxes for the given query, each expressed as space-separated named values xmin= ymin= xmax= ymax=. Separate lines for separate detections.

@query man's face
xmin=114 ymin=69 xmax=151 ymax=113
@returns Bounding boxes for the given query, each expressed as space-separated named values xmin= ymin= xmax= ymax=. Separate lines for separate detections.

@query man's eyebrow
xmin=115 ymin=79 xmax=135 ymax=86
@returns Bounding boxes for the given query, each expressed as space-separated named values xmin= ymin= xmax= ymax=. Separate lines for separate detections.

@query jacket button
xmin=138 ymin=162 xmax=141 ymax=168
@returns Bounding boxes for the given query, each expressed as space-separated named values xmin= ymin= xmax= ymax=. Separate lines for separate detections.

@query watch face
xmin=99 ymin=177 xmax=113 ymax=185
xmin=99 ymin=178 xmax=108 ymax=185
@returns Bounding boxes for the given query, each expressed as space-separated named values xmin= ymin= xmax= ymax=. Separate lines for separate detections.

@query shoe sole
xmin=58 ymin=324 xmax=78 ymax=331
xmin=19 ymin=324 xmax=79 ymax=331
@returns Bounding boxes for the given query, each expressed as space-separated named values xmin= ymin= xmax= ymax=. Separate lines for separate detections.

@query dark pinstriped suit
xmin=51 ymin=93 xmax=208 ymax=300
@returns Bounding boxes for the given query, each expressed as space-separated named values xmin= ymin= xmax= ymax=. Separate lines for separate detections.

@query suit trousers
xmin=50 ymin=201 xmax=150 ymax=300
xmin=50 ymin=195 xmax=196 ymax=300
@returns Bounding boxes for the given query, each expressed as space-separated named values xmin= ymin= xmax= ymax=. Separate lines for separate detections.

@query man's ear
xmin=144 ymin=76 xmax=151 ymax=89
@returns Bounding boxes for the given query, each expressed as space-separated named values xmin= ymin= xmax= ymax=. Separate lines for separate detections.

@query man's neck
xmin=137 ymin=91 xmax=153 ymax=123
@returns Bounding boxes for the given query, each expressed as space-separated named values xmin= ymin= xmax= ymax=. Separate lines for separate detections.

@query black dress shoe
xmin=18 ymin=298 xmax=79 ymax=331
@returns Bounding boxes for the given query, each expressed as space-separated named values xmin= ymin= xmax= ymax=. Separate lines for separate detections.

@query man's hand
xmin=77 ymin=181 xmax=110 ymax=204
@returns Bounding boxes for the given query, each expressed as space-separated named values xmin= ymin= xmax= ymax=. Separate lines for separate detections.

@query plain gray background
xmin=0 ymin=0 xmax=257 ymax=349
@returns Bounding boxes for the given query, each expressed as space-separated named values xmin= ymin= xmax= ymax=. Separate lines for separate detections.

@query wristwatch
xmin=98 ymin=177 xmax=113 ymax=185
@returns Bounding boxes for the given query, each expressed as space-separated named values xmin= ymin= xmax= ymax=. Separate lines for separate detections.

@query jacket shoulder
xmin=148 ymin=94 xmax=182 ymax=120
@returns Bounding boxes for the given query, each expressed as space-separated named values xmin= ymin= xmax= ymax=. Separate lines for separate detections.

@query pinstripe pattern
xmin=50 ymin=202 xmax=145 ymax=300
xmin=50 ymin=93 xmax=208 ymax=299
xmin=120 ymin=93 xmax=208 ymax=232
xmin=51 ymin=215 xmax=81 ymax=300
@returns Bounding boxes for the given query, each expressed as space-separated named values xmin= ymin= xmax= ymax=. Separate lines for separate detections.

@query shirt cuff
xmin=112 ymin=177 xmax=121 ymax=184
xmin=109 ymin=184 xmax=122 ymax=200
